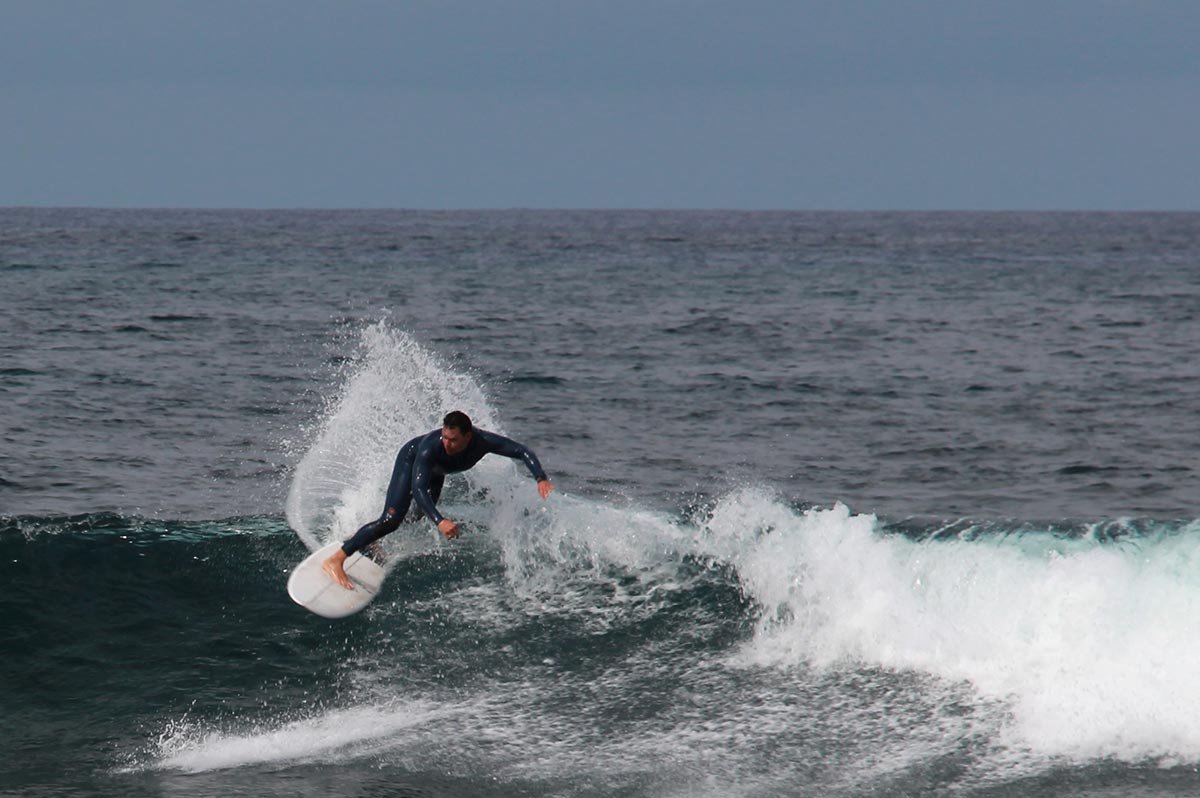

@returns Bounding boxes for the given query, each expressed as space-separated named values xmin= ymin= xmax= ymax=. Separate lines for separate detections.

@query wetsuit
xmin=340 ymin=428 xmax=549 ymax=556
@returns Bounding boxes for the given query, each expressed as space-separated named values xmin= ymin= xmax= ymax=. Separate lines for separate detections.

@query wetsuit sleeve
xmin=411 ymin=441 xmax=446 ymax=525
xmin=481 ymin=431 xmax=549 ymax=482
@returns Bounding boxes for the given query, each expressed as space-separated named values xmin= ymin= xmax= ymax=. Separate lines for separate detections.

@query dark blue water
xmin=3 ymin=209 xmax=1200 ymax=796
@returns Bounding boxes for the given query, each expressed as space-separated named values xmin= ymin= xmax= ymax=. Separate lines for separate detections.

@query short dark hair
xmin=443 ymin=410 xmax=473 ymax=435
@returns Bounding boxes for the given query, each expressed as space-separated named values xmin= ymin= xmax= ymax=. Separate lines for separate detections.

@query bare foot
xmin=322 ymin=549 xmax=355 ymax=590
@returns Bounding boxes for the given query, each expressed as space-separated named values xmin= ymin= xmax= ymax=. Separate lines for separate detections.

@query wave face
xmin=7 ymin=466 xmax=1200 ymax=793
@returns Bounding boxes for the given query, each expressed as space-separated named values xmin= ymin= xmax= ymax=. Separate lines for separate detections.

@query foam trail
xmin=154 ymin=701 xmax=446 ymax=773
xmin=699 ymin=488 xmax=1200 ymax=762
xmin=285 ymin=324 xmax=504 ymax=550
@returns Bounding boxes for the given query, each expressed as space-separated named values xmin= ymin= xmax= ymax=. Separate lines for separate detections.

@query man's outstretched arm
xmin=483 ymin=431 xmax=553 ymax=496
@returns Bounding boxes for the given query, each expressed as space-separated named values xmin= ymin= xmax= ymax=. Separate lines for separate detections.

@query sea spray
xmin=285 ymin=323 xmax=504 ymax=549
xmin=489 ymin=487 xmax=691 ymax=624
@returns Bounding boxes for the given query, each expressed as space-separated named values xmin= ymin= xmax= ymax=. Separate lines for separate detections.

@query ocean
xmin=2 ymin=208 xmax=1199 ymax=797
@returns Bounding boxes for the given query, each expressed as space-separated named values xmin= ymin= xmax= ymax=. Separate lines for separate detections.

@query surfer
xmin=322 ymin=410 xmax=553 ymax=589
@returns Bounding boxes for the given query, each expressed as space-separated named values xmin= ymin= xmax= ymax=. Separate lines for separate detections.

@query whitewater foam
xmin=699 ymin=489 xmax=1200 ymax=763
xmin=142 ymin=485 xmax=1200 ymax=789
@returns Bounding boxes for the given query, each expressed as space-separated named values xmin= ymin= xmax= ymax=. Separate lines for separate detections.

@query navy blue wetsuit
xmin=341 ymin=428 xmax=549 ymax=556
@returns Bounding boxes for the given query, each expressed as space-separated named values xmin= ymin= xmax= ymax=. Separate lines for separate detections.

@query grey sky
xmin=5 ymin=1 xmax=1199 ymax=209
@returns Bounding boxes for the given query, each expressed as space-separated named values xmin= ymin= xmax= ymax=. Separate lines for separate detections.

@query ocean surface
xmin=3 ymin=208 xmax=1200 ymax=797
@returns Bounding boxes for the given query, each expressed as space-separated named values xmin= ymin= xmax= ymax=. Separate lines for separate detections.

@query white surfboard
xmin=287 ymin=540 xmax=387 ymax=618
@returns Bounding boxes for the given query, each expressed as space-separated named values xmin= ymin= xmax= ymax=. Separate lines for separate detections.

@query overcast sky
xmin=4 ymin=1 xmax=1199 ymax=210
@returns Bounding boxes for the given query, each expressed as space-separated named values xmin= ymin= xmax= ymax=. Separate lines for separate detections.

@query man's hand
xmin=438 ymin=518 xmax=460 ymax=540
xmin=537 ymin=479 xmax=554 ymax=500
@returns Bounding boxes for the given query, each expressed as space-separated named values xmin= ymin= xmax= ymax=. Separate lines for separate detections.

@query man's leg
xmin=323 ymin=442 xmax=417 ymax=588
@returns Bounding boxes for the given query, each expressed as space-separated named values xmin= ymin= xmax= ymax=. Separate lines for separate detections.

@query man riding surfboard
xmin=322 ymin=410 xmax=553 ymax=589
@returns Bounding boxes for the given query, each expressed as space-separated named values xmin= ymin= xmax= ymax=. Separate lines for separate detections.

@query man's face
xmin=441 ymin=426 xmax=471 ymax=455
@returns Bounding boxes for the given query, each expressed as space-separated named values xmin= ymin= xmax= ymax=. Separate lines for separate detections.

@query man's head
xmin=441 ymin=411 xmax=473 ymax=455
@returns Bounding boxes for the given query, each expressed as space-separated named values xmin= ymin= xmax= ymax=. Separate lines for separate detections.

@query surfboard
xmin=287 ymin=540 xmax=387 ymax=618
